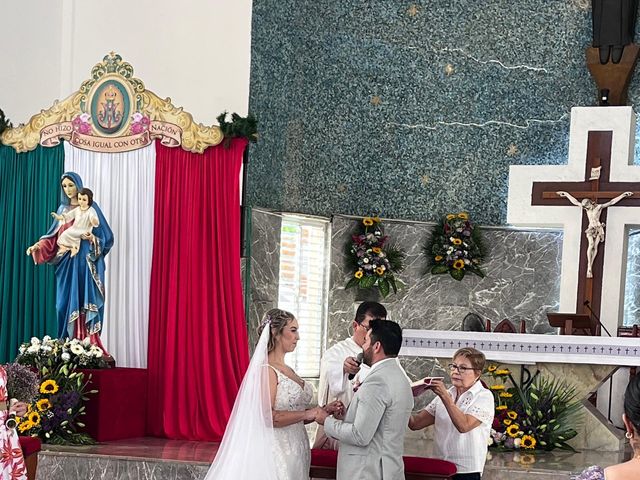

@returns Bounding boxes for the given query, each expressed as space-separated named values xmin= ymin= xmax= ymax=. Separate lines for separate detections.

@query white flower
xmin=30 ymin=337 xmax=40 ymax=346
xmin=82 ymin=337 xmax=91 ymax=347
xmin=363 ymin=258 xmax=369 ymax=264
xmin=18 ymin=345 xmax=26 ymax=354
xmin=61 ymin=352 xmax=71 ymax=362
xmin=42 ymin=345 xmax=52 ymax=352
xmin=94 ymin=349 xmax=103 ymax=358
xmin=487 ymin=436 xmax=494 ymax=446
xmin=27 ymin=345 xmax=39 ymax=354
xmin=513 ymin=438 xmax=522 ymax=449
xmin=42 ymin=335 xmax=51 ymax=343
xmin=70 ymin=344 xmax=84 ymax=355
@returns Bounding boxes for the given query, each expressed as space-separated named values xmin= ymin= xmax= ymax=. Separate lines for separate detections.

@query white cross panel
xmin=507 ymin=106 xmax=640 ymax=335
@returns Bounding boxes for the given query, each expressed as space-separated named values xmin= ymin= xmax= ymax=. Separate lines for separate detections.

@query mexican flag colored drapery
xmin=0 ymin=139 xmax=249 ymax=440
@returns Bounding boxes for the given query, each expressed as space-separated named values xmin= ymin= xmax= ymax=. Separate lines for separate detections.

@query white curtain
xmin=63 ymin=143 xmax=156 ymax=368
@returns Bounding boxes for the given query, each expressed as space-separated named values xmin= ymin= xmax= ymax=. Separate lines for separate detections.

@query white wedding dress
xmin=269 ymin=367 xmax=313 ymax=480
xmin=204 ymin=325 xmax=313 ymax=480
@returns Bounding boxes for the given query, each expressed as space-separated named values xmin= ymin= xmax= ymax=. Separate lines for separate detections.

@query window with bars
xmin=278 ymin=215 xmax=330 ymax=378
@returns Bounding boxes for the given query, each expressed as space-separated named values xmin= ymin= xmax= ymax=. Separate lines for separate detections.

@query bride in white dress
xmin=204 ymin=308 xmax=330 ymax=480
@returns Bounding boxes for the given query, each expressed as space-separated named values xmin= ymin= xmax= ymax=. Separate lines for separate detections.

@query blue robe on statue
xmin=35 ymin=172 xmax=114 ymax=339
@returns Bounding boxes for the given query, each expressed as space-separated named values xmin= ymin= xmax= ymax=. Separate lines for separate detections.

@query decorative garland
xmin=345 ymin=216 xmax=405 ymax=298
xmin=425 ymin=212 xmax=486 ymax=281
xmin=0 ymin=107 xmax=12 ymax=137
xmin=216 ymin=111 xmax=258 ymax=148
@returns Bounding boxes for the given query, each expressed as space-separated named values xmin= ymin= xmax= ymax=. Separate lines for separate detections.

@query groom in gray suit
xmin=315 ymin=319 xmax=413 ymax=480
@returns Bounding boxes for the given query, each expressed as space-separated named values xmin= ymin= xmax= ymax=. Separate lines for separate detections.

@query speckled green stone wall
xmin=247 ymin=0 xmax=640 ymax=225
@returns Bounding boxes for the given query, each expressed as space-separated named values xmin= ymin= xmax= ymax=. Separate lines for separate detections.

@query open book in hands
xmin=410 ymin=377 xmax=444 ymax=397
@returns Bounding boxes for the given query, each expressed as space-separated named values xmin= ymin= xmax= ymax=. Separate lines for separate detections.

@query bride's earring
xmin=626 ymin=431 xmax=633 ymax=439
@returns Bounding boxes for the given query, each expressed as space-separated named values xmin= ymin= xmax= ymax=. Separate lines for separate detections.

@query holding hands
xmin=313 ymin=401 xmax=345 ymax=425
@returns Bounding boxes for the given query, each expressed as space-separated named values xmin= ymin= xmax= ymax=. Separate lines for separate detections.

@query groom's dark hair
xmin=369 ymin=319 xmax=402 ymax=357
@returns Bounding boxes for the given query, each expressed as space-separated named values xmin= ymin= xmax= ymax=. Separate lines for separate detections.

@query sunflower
xmin=490 ymin=384 xmax=505 ymax=391
xmin=446 ymin=214 xmax=455 ymax=220
xmin=503 ymin=419 xmax=512 ymax=426
xmin=434 ymin=255 xmax=443 ymax=261
xmin=36 ymin=399 xmax=52 ymax=412
xmin=457 ymin=213 xmax=469 ymax=220
xmin=452 ymin=259 xmax=465 ymax=270
xmin=495 ymin=369 xmax=510 ymax=375
xmin=487 ymin=365 xmax=497 ymax=372
xmin=375 ymin=267 xmax=385 ymax=276
xmin=18 ymin=421 xmax=33 ymax=433
xmin=507 ymin=410 xmax=518 ymax=420
xmin=452 ymin=238 xmax=462 ymax=246
xmin=28 ymin=411 xmax=41 ymax=426
xmin=40 ymin=379 xmax=59 ymax=394
xmin=496 ymin=405 xmax=508 ymax=411
xmin=362 ymin=217 xmax=374 ymax=226
xmin=372 ymin=247 xmax=382 ymax=254
xmin=521 ymin=435 xmax=536 ymax=449
xmin=354 ymin=270 xmax=363 ymax=279
xmin=506 ymin=424 xmax=520 ymax=437
xmin=500 ymin=392 xmax=513 ymax=398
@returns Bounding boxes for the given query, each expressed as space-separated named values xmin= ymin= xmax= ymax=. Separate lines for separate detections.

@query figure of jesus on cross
xmin=557 ymin=190 xmax=633 ymax=278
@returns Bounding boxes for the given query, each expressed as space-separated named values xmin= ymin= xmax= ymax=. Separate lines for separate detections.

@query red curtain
xmin=146 ymin=139 xmax=249 ymax=440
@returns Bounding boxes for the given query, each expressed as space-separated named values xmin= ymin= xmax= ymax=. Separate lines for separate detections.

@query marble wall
xmin=247 ymin=0 xmax=640 ymax=225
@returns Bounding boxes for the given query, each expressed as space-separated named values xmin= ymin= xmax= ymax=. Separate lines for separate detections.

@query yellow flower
xmin=434 ymin=255 xmax=443 ymax=261
xmin=40 ymin=379 xmax=59 ymax=394
xmin=506 ymin=424 xmax=520 ymax=437
xmin=372 ymin=247 xmax=382 ymax=254
xmin=363 ymin=217 xmax=374 ymax=226
xmin=452 ymin=238 xmax=462 ymax=246
xmin=457 ymin=212 xmax=469 ymax=220
xmin=18 ymin=421 xmax=33 ymax=433
xmin=354 ymin=270 xmax=363 ymax=279
xmin=495 ymin=369 xmax=511 ymax=376
xmin=500 ymin=392 xmax=514 ymax=398
xmin=507 ymin=410 xmax=518 ymax=420
xmin=487 ymin=365 xmax=497 ymax=372
xmin=521 ymin=434 xmax=536 ymax=449
xmin=28 ymin=411 xmax=41 ymax=426
xmin=503 ymin=419 xmax=512 ymax=426
xmin=36 ymin=399 xmax=51 ymax=412
xmin=490 ymin=384 xmax=505 ymax=391
xmin=373 ymin=216 xmax=381 ymax=223
xmin=446 ymin=214 xmax=455 ymax=220
xmin=375 ymin=267 xmax=385 ymax=276
xmin=496 ymin=405 xmax=508 ymax=411
xmin=453 ymin=259 xmax=465 ymax=270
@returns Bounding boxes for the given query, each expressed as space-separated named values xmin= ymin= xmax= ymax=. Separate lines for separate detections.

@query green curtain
xmin=0 ymin=144 xmax=64 ymax=362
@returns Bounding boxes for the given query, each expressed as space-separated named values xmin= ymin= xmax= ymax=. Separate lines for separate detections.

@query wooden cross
xmin=529 ymin=131 xmax=640 ymax=328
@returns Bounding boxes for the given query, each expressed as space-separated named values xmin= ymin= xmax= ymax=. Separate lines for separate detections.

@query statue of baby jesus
xmin=51 ymin=187 xmax=100 ymax=257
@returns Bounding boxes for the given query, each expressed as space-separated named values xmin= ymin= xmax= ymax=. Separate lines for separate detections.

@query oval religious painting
xmin=90 ymin=79 xmax=131 ymax=135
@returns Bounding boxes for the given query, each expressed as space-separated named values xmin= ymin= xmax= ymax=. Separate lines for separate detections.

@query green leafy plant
xmin=345 ymin=216 xmax=405 ymax=298
xmin=425 ymin=212 xmax=485 ymax=281
xmin=486 ymin=364 xmax=582 ymax=452
xmin=217 ymin=111 xmax=258 ymax=148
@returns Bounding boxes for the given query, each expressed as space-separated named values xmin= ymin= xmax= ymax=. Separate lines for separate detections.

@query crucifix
xmin=508 ymin=106 xmax=640 ymax=337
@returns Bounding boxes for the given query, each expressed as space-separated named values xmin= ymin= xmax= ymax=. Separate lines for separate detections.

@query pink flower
xmin=131 ymin=123 xmax=144 ymax=134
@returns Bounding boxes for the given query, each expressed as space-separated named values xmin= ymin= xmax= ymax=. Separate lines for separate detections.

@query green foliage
xmin=0 ymin=107 xmax=12 ymax=137
xmin=424 ymin=212 xmax=486 ymax=281
xmin=217 ymin=111 xmax=258 ymax=148
xmin=345 ymin=216 xmax=406 ymax=298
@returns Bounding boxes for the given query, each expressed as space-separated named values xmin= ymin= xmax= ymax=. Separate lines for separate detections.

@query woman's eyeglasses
xmin=448 ymin=363 xmax=477 ymax=373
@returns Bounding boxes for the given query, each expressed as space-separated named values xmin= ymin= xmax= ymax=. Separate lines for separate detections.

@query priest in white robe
xmin=312 ymin=301 xmax=387 ymax=449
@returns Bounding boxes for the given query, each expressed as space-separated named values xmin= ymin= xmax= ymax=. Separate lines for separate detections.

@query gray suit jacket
xmin=324 ymin=358 xmax=413 ymax=480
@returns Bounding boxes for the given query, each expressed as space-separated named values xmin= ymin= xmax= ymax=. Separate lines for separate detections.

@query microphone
xmin=583 ymin=300 xmax=612 ymax=337
xmin=348 ymin=353 xmax=364 ymax=380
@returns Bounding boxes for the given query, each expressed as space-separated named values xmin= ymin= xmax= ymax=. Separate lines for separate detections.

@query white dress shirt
xmin=425 ymin=379 xmax=494 ymax=474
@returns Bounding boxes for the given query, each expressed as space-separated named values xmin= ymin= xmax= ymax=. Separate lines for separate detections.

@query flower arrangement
xmin=485 ymin=365 xmax=582 ymax=452
xmin=14 ymin=336 xmax=105 ymax=444
xmin=130 ymin=112 xmax=151 ymax=134
xmin=425 ymin=212 xmax=486 ymax=281
xmin=72 ymin=113 xmax=92 ymax=135
xmin=345 ymin=216 xmax=406 ymax=298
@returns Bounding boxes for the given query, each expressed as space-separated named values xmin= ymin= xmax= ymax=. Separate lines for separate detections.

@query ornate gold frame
xmin=1 ymin=52 xmax=223 ymax=153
